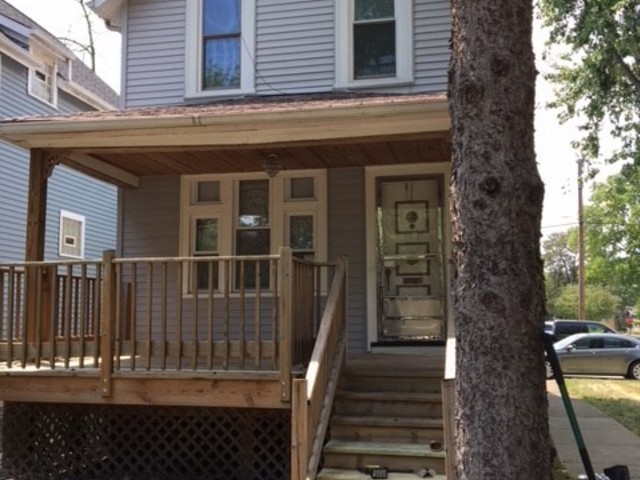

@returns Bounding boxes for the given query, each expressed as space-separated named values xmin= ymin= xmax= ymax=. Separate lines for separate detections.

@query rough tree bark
xmin=448 ymin=1 xmax=551 ymax=479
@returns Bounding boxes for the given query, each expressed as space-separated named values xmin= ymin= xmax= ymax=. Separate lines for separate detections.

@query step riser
xmin=323 ymin=453 xmax=445 ymax=473
xmin=340 ymin=376 xmax=442 ymax=394
xmin=330 ymin=424 xmax=444 ymax=444
xmin=335 ymin=400 xmax=442 ymax=418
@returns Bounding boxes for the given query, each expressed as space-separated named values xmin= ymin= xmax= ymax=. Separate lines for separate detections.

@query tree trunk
xmin=448 ymin=1 xmax=551 ymax=479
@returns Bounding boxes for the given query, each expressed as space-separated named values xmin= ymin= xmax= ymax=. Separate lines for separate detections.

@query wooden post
xmin=278 ymin=247 xmax=293 ymax=403
xmin=100 ymin=250 xmax=116 ymax=397
xmin=290 ymin=378 xmax=309 ymax=480
xmin=25 ymin=149 xmax=49 ymax=343
xmin=442 ymin=378 xmax=456 ymax=480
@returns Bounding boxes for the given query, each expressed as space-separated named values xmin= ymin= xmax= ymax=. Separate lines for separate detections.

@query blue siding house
xmin=0 ymin=1 xmax=455 ymax=479
xmin=0 ymin=0 xmax=118 ymax=263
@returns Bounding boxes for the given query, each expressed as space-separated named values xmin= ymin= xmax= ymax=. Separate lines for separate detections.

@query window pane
xmin=196 ymin=181 xmax=220 ymax=203
xmin=236 ymin=230 xmax=270 ymax=289
xmin=290 ymin=177 xmax=315 ymax=199
xmin=238 ymin=180 xmax=269 ymax=227
xmin=203 ymin=0 xmax=240 ymax=35
xmin=195 ymin=218 xmax=218 ymax=253
xmin=354 ymin=0 xmax=394 ymax=20
xmin=196 ymin=260 xmax=219 ymax=291
xmin=204 ymin=38 xmax=241 ymax=89
xmin=354 ymin=22 xmax=396 ymax=79
xmin=290 ymin=216 xmax=314 ymax=251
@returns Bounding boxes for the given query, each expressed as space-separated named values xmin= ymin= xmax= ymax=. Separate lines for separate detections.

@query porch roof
xmin=0 ymin=92 xmax=450 ymax=187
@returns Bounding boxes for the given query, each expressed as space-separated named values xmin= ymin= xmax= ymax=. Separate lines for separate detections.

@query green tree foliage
xmin=584 ymin=164 xmax=640 ymax=305
xmin=549 ymin=283 xmax=621 ymax=320
xmin=538 ymin=0 xmax=640 ymax=164
xmin=542 ymin=229 xmax=578 ymax=299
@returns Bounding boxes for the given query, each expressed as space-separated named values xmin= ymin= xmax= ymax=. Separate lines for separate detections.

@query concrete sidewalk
xmin=548 ymin=381 xmax=640 ymax=479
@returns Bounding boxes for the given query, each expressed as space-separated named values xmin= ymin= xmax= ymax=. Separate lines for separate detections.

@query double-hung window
xmin=180 ymin=171 xmax=327 ymax=294
xmin=336 ymin=0 xmax=413 ymax=88
xmin=29 ymin=50 xmax=57 ymax=106
xmin=186 ymin=0 xmax=256 ymax=98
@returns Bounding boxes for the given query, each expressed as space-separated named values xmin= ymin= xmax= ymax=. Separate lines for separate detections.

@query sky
xmin=5 ymin=0 xmax=621 ymax=238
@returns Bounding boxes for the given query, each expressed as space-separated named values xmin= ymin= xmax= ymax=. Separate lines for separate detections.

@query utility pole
xmin=577 ymin=158 xmax=586 ymax=320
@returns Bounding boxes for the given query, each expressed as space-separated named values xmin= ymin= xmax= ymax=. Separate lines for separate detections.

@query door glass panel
xmin=376 ymin=177 xmax=445 ymax=341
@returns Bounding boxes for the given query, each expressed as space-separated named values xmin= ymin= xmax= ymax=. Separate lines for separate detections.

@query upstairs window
xmin=29 ymin=54 xmax=57 ymax=106
xmin=336 ymin=0 xmax=413 ymax=88
xmin=186 ymin=0 xmax=255 ymax=98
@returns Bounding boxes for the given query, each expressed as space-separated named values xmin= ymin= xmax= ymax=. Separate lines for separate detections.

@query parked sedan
xmin=545 ymin=333 xmax=640 ymax=380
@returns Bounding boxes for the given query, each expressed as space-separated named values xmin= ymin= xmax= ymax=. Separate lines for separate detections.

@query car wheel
xmin=628 ymin=361 xmax=640 ymax=380
xmin=545 ymin=360 xmax=554 ymax=379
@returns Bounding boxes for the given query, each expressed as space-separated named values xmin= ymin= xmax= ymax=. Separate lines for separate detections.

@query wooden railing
xmin=291 ymin=257 xmax=348 ymax=480
xmin=0 ymin=249 xmax=338 ymax=400
xmin=0 ymin=261 xmax=102 ymax=369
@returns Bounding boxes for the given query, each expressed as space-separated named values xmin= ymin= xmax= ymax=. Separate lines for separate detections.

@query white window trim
xmin=335 ymin=0 xmax=413 ymax=89
xmin=59 ymin=210 xmax=86 ymax=259
xmin=179 ymin=170 xmax=327 ymax=296
xmin=27 ymin=48 xmax=58 ymax=108
xmin=185 ymin=0 xmax=256 ymax=99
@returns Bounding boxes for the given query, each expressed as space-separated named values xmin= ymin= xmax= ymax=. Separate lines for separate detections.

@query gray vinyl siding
xmin=121 ymin=176 xmax=181 ymax=258
xmin=124 ymin=0 xmax=186 ymax=107
xmin=255 ymin=0 xmax=334 ymax=95
xmin=45 ymin=167 xmax=118 ymax=260
xmin=328 ymin=167 xmax=367 ymax=353
xmin=122 ymin=0 xmax=450 ymax=107
xmin=0 ymin=55 xmax=118 ymax=262
xmin=412 ymin=0 xmax=450 ymax=92
xmin=0 ymin=141 xmax=29 ymax=262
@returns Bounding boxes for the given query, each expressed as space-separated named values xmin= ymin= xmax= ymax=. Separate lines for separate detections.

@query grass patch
xmin=565 ymin=378 xmax=640 ymax=436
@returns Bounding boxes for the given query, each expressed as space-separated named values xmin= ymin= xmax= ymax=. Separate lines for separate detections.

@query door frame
xmin=364 ymin=163 xmax=452 ymax=349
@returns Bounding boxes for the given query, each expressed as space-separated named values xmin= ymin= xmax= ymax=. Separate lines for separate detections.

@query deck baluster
xmin=100 ymin=250 xmax=116 ymax=398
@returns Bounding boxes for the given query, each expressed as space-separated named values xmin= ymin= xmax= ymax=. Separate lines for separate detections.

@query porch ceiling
xmin=0 ymin=92 xmax=451 ymax=187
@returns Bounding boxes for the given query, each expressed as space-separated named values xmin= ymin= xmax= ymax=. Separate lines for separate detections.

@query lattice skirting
xmin=1 ymin=402 xmax=291 ymax=480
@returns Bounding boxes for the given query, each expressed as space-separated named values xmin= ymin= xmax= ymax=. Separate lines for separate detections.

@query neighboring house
xmin=0 ymin=1 xmax=454 ymax=480
xmin=0 ymin=0 xmax=118 ymax=263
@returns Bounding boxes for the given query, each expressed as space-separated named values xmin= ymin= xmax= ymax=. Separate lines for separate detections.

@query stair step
xmin=335 ymin=392 xmax=442 ymax=417
xmin=323 ymin=440 xmax=446 ymax=472
xmin=316 ymin=467 xmax=447 ymax=480
xmin=330 ymin=415 xmax=444 ymax=443
xmin=324 ymin=441 xmax=445 ymax=459
xmin=331 ymin=415 xmax=443 ymax=429
xmin=339 ymin=375 xmax=442 ymax=394
xmin=337 ymin=392 xmax=441 ymax=402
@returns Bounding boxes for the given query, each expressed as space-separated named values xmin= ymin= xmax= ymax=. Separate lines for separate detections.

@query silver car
xmin=546 ymin=333 xmax=640 ymax=380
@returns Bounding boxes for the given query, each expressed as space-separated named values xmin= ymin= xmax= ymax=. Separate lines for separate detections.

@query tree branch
xmin=610 ymin=47 xmax=640 ymax=97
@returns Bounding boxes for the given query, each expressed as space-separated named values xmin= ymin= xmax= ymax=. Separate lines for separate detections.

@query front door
xmin=376 ymin=177 xmax=446 ymax=342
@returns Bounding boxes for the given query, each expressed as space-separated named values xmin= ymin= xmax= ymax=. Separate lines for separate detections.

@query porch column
xmin=25 ymin=149 xmax=49 ymax=262
xmin=25 ymin=149 xmax=51 ymax=342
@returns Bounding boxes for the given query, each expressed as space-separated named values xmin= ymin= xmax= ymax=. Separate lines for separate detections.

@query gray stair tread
xmin=324 ymin=440 xmax=446 ymax=458
xmin=331 ymin=415 xmax=443 ymax=428
xmin=317 ymin=467 xmax=447 ymax=480
xmin=338 ymin=391 xmax=441 ymax=402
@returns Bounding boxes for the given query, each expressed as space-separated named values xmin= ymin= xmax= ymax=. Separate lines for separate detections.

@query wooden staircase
xmin=315 ymin=353 xmax=447 ymax=480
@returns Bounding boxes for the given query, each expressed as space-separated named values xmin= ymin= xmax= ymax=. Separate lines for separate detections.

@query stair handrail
xmin=291 ymin=257 xmax=348 ymax=480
